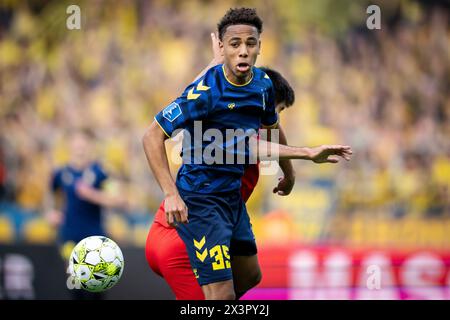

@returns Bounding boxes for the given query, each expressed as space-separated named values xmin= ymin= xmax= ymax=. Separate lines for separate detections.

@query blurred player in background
xmin=143 ymin=8 xmax=352 ymax=300
xmin=46 ymin=129 xmax=127 ymax=299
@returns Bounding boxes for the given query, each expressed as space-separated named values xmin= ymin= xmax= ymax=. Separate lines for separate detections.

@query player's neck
xmin=222 ymin=64 xmax=252 ymax=85
xmin=70 ymin=159 xmax=89 ymax=171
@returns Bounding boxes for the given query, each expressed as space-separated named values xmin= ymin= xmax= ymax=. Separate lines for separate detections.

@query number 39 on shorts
xmin=210 ymin=244 xmax=231 ymax=271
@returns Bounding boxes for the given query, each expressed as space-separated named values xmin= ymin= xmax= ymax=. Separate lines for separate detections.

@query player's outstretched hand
xmin=164 ymin=192 xmax=189 ymax=227
xmin=309 ymin=145 xmax=353 ymax=163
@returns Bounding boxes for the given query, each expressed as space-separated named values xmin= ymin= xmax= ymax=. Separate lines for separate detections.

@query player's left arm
xmin=251 ymin=136 xmax=353 ymax=163
xmin=75 ymin=182 xmax=127 ymax=209
xmin=75 ymin=167 xmax=128 ymax=210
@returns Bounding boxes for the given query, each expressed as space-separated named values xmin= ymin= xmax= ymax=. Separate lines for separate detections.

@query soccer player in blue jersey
xmin=143 ymin=8 xmax=351 ymax=300
xmin=46 ymin=129 xmax=126 ymax=268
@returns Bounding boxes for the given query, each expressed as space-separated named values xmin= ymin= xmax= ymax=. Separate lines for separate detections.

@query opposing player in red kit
xmin=145 ymin=31 xmax=352 ymax=300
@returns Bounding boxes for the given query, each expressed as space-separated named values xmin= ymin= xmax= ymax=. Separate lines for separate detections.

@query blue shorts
xmin=175 ymin=188 xmax=257 ymax=286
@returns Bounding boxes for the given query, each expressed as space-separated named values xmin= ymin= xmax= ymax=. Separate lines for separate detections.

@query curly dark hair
xmin=260 ymin=67 xmax=295 ymax=107
xmin=217 ymin=8 xmax=263 ymax=41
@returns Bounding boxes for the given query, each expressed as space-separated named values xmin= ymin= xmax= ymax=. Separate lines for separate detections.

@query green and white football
xmin=68 ymin=236 xmax=124 ymax=292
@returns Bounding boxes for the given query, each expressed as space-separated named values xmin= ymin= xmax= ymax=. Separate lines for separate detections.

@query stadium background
xmin=0 ymin=0 xmax=449 ymax=299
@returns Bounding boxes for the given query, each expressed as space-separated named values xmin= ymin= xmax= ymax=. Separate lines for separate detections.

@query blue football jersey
xmin=51 ymin=162 xmax=108 ymax=242
xmin=154 ymin=64 xmax=278 ymax=193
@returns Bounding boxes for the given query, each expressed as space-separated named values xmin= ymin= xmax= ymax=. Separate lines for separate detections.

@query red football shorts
xmin=145 ymin=202 xmax=205 ymax=300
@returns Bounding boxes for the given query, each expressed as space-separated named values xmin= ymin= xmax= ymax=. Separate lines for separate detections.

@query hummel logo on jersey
xmin=162 ymin=102 xmax=182 ymax=122
xmin=187 ymin=80 xmax=210 ymax=100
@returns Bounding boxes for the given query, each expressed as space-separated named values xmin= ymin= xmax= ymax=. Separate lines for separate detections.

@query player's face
xmin=220 ymin=24 xmax=260 ymax=82
xmin=70 ymin=133 xmax=92 ymax=167
xmin=276 ymin=103 xmax=287 ymax=113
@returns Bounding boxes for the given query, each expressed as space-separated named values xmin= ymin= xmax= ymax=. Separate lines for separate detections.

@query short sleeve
xmin=94 ymin=163 xmax=108 ymax=188
xmin=50 ymin=169 xmax=62 ymax=192
xmin=261 ymin=84 xmax=279 ymax=128
xmin=154 ymin=77 xmax=213 ymax=137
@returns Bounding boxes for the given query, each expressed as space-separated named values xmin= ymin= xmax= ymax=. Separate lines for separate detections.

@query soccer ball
xmin=68 ymin=236 xmax=124 ymax=292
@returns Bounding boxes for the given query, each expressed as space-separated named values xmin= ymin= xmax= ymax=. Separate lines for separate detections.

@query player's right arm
xmin=142 ymin=121 xmax=188 ymax=227
xmin=44 ymin=169 xmax=63 ymax=228
xmin=143 ymin=73 xmax=215 ymax=227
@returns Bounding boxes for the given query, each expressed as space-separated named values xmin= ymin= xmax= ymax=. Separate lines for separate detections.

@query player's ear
xmin=219 ymin=39 xmax=224 ymax=54
xmin=257 ymin=39 xmax=261 ymax=55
